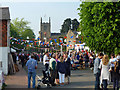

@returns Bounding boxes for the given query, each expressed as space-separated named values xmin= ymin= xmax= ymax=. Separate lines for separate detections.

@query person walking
xmin=21 ymin=53 xmax=25 ymax=68
xmin=99 ymin=55 xmax=111 ymax=90
xmin=49 ymin=54 xmax=57 ymax=86
xmin=43 ymin=52 xmax=49 ymax=71
xmin=57 ymin=56 xmax=66 ymax=86
xmin=26 ymin=55 xmax=37 ymax=88
xmin=94 ymin=52 xmax=104 ymax=90
xmin=112 ymin=56 xmax=120 ymax=90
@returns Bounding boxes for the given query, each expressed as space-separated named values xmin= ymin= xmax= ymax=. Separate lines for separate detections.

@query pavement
xmin=5 ymin=64 xmax=28 ymax=88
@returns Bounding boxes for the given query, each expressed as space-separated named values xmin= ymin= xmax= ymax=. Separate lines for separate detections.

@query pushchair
xmin=37 ymin=69 xmax=51 ymax=89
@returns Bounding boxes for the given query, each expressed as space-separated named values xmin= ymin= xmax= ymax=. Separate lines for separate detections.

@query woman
xmin=110 ymin=53 xmax=117 ymax=82
xmin=112 ymin=56 xmax=120 ymax=90
xmin=57 ymin=56 xmax=66 ymax=86
xmin=99 ymin=55 xmax=111 ymax=90
xmin=65 ymin=54 xmax=71 ymax=84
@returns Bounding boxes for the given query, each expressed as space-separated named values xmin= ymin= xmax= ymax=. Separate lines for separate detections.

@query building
xmin=0 ymin=7 xmax=10 ymax=75
xmin=39 ymin=17 xmax=51 ymax=42
xmin=39 ymin=17 xmax=64 ymax=42
xmin=66 ymin=30 xmax=76 ymax=51
xmin=39 ymin=17 xmax=79 ymax=51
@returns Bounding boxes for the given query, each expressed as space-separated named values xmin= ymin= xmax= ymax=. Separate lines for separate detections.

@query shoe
xmin=52 ymin=84 xmax=56 ymax=86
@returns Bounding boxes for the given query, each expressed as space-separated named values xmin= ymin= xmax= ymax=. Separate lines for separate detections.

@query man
xmin=109 ymin=53 xmax=117 ymax=82
xmin=26 ymin=55 xmax=37 ymax=88
xmin=43 ymin=52 xmax=49 ymax=71
xmin=49 ymin=54 xmax=56 ymax=86
xmin=21 ymin=53 xmax=25 ymax=68
xmin=94 ymin=52 xmax=104 ymax=90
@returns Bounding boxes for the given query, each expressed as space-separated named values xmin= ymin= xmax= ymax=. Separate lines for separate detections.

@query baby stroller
xmin=37 ymin=69 xmax=51 ymax=89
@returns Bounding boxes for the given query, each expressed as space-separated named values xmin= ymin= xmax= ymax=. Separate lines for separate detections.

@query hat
xmin=117 ymin=56 xmax=120 ymax=60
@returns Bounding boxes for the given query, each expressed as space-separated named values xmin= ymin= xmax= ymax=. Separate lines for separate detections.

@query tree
xmin=78 ymin=2 xmax=120 ymax=55
xmin=10 ymin=18 xmax=35 ymax=39
xmin=10 ymin=23 xmax=20 ymax=38
xmin=21 ymin=29 xmax=35 ymax=40
xmin=71 ymin=19 xmax=79 ymax=31
xmin=60 ymin=18 xmax=79 ymax=33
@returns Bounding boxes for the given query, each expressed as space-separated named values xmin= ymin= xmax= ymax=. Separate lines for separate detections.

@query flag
xmin=73 ymin=40 xmax=76 ymax=42
xmin=64 ymin=36 xmax=67 ymax=38
xmin=60 ymin=40 xmax=62 ymax=42
xmin=37 ymin=37 xmax=40 ymax=40
xmin=54 ymin=39 xmax=57 ymax=42
xmin=70 ymin=45 xmax=72 ymax=47
xmin=43 ymin=42 xmax=44 ymax=45
xmin=71 ymin=36 xmax=73 ymax=38
xmin=79 ymin=41 xmax=81 ymax=43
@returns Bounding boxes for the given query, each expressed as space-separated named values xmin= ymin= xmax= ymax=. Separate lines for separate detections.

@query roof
xmin=0 ymin=7 xmax=10 ymax=20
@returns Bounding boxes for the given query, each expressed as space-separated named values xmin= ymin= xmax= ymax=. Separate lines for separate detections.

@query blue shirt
xmin=26 ymin=58 xmax=37 ymax=73
xmin=94 ymin=57 xmax=101 ymax=74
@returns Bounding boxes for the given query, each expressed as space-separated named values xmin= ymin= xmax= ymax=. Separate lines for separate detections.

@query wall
xmin=0 ymin=20 xmax=9 ymax=75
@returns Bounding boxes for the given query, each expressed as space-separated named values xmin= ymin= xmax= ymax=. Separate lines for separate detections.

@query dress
xmin=99 ymin=61 xmax=111 ymax=84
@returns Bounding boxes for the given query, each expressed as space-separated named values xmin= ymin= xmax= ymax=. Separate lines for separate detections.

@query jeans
xmin=95 ymin=73 xmax=100 ymax=90
xmin=58 ymin=72 xmax=65 ymax=84
xmin=103 ymin=79 xmax=108 ymax=90
xmin=45 ymin=64 xmax=49 ymax=71
xmin=113 ymin=78 xmax=119 ymax=90
xmin=28 ymin=72 xmax=36 ymax=88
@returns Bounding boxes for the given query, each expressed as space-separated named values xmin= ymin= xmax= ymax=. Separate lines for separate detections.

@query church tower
xmin=39 ymin=17 xmax=51 ymax=42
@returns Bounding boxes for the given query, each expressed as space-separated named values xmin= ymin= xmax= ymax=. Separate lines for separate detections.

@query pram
xmin=37 ymin=69 xmax=51 ymax=89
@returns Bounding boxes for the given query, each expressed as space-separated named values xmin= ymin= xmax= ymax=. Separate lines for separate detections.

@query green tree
xmin=10 ymin=18 xmax=31 ymax=36
xmin=71 ymin=19 xmax=79 ymax=31
xmin=60 ymin=18 xmax=79 ymax=33
xmin=10 ymin=23 xmax=20 ymax=38
xmin=78 ymin=2 xmax=120 ymax=55
xmin=21 ymin=29 xmax=35 ymax=40
xmin=61 ymin=18 xmax=71 ymax=33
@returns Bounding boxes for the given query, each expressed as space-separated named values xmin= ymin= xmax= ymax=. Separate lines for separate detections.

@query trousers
xmin=28 ymin=72 xmax=36 ymax=88
xmin=58 ymin=72 xmax=65 ymax=83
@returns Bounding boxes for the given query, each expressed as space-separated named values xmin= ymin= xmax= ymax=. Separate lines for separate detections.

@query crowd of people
xmin=94 ymin=53 xmax=120 ymax=90
xmin=11 ymin=50 xmax=120 ymax=89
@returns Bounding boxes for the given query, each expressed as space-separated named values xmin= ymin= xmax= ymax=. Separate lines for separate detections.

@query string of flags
xmin=10 ymin=36 xmax=85 ymax=48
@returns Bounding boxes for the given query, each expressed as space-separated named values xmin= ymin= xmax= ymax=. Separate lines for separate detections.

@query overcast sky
xmin=0 ymin=1 xmax=81 ymax=38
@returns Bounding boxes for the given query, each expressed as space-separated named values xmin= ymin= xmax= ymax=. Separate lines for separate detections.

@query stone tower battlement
xmin=39 ymin=17 xmax=51 ymax=42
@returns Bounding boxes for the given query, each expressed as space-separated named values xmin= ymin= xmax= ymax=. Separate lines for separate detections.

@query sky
xmin=0 ymin=1 xmax=81 ymax=39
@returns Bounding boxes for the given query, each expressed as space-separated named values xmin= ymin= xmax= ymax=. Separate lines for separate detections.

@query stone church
xmin=39 ymin=17 xmax=62 ymax=42
xmin=39 ymin=17 xmax=77 ymax=51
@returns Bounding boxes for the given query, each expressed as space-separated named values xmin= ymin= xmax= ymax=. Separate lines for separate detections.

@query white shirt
xmin=109 ymin=58 xmax=117 ymax=67
xmin=43 ymin=55 xmax=49 ymax=65
xmin=29 ymin=55 xmax=31 ymax=59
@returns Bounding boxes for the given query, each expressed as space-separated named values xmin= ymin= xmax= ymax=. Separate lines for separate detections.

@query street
xmin=36 ymin=62 xmax=95 ymax=88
